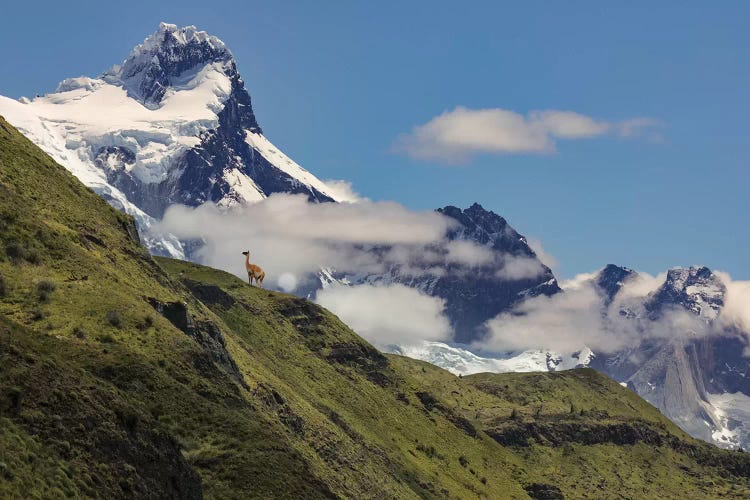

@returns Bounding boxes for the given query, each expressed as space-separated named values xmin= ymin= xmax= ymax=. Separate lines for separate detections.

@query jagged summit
xmin=647 ymin=265 xmax=726 ymax=319
xmin=596 ymin=264 xmax=637 ymax=301
xmin=102 ymin=23 xmax=235 ymax=108
xmin=438 ymin=203 xmax=535 ymax=257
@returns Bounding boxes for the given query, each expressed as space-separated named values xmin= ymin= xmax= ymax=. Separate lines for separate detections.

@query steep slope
xmin=162 ymin=257 xmax=750 ymax=499
xmin=0 ymin=23 xmax=346 ymax=257
xmin=3 ymin=117 xmax=750 ymax=498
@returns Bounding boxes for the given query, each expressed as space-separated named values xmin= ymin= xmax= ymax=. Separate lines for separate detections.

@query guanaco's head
xmin=241 ymin=251 xmax=249 ymax=256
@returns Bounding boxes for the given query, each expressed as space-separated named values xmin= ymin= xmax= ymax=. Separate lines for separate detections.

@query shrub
xmin=459 ymin=455 xmax=469 ymax=468
xmin=511 ymin=408 xmax=520 ymax=421
xmin=72 ymin=326 xmax=86 ymax=339
xmin=534 ymin=405 xmax=544 ymax=418
xmin=36 ymin=280 xmax=57 ymax=293
xmin=137 ymin=314 xmax=154 ymax=331
xmin=97 ymin=333 xmax=116 ymax=343
xmin=0 ymin=274 xmax=6 ymax=297
xmin=5 ymin=240 xmax=26 ymax=261
xmin=25 ymin=248 xmax=41 ymax=264
xmin=416 ymin=444 xmax=437 ymax=458
xmin=5 ymin=240 xmax=41 ymax=264
xmin=31 ymin=308 xmax=44 ymax=321
xmin=36 ymin=280 xmax=56 ymax=303
xmin=106 ymin=310 xmax=122 ymax=328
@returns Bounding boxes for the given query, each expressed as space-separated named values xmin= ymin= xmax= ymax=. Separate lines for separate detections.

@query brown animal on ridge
xmin=242 ymin=251 xmax=266 ymax=287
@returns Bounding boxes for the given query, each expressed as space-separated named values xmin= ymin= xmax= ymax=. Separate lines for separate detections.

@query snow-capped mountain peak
xmin=647 ymin=266 xmax=726 ymax=320
xmin=0 ymin=23 xmax=345 ymax=258
xmin=102 ymin=23 xmax=235 ymax=109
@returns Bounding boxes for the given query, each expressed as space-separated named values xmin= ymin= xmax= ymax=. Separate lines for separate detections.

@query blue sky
xmin=1 ymin=1 xmax=748 ymax=279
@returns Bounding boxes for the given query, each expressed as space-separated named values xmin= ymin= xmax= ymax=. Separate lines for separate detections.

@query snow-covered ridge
xmin=390 ymin=342 xmax=593 ymax=376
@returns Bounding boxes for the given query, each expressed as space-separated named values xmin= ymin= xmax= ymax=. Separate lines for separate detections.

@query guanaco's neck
xmin=245 ymin=254 xmax=250 ymax=268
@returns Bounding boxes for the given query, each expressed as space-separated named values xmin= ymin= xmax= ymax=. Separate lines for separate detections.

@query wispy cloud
xmin=393 ymin=107 xmax=663 ymax=164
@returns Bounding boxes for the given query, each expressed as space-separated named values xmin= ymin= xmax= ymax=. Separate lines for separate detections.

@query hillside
xmin=1 ymin=114 xmax=750 ymax=498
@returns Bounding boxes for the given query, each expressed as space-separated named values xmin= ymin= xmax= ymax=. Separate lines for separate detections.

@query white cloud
xmin=315 ymin=284 xmax=453 ymax=347
xmin=151 ymin=194 xmax=515 ymax=293
xmin=527 ymin=237 xmax=558 ymax=269
xmin=479 ymin=284 xmax=619 ymax=353
xmin=444 ymin=240 xmax=495 ymax=266
xmin=496 ymin=255 xmax=547 ymax=281
xmin=476 ymin=266 xmax=726 ymax=355
xmin=394 ymin=106 xmax=663 ymax=163
xmin=715 ymin=272 xmax=750 ymax=341
xmin=529 ymin=110 xmax=609 ymax=139
xmin=322 ymin=179 xmax=364 ymax=203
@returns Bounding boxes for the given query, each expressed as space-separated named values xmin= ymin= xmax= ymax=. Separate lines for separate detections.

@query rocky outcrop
xmin=147 ymin=297 xmax=246 ymax=388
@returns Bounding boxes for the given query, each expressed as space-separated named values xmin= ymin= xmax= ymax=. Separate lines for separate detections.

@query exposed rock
xmin=147 ymin=297 xmax=246 ymax=388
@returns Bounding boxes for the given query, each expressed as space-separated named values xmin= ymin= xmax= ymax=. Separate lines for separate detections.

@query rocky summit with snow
xmin=591 ymin=265 xmax=750 ymax=450
xmin=319 ymin=202 xmax=561 ymax=343
xmin=0 ymin=23 xmax=346 ymax=258
xmin=1 ymin=23 xmax=748 ymax=455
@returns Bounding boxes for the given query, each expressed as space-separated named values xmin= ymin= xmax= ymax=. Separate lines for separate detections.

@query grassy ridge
xmin=2 ymin=114 xmax=750 ymax=498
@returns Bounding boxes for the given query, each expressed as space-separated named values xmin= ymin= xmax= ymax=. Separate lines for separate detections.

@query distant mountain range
xmin=1 ymin=22 xmax=748 ymax=452
xmin=399 ymin=265 xmax=750 ymax=450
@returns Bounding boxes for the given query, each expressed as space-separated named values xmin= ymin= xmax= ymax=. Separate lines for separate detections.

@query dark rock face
xmin=417 ymin=204 xmax=560 ymax=343
xmin=147 ymin=297 xmax=246 ymax=387
xmin=524 ymin=483 xmax=565 ymax=500
xmin=595 ymin=264 xmax=636 ymax=302
xmin=698 ymin=334 xmax=750 ymax=395
xmin=324 ymin=203 xmax=560 ymax=343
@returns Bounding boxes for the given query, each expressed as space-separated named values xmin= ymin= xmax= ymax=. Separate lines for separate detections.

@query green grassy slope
xmin=1 ymin=115 xmax=749 ymax=499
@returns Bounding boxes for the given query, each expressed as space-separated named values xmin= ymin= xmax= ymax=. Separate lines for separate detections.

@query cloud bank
xmin=476 ymin=269 xmax=749 ymax=355
xmin=151 ymin=194 xmax=538 ymax=292
xmin=316 ymin=284 xmax=453 ymax=347
xmin=394 ymin=107 xmax=662 ymax=163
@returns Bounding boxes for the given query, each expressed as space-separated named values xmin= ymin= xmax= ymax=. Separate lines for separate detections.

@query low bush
xmin=106 ymin=310 xmax=122 ymax=328
xmin=36 ymin=280 xmax=56 ymax=302
xmin=5 ymin=240 xmax=41 ymax=264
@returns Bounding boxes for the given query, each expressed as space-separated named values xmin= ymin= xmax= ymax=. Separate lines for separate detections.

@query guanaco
xmin=242 ymin=250 xmax=265 ymax=287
